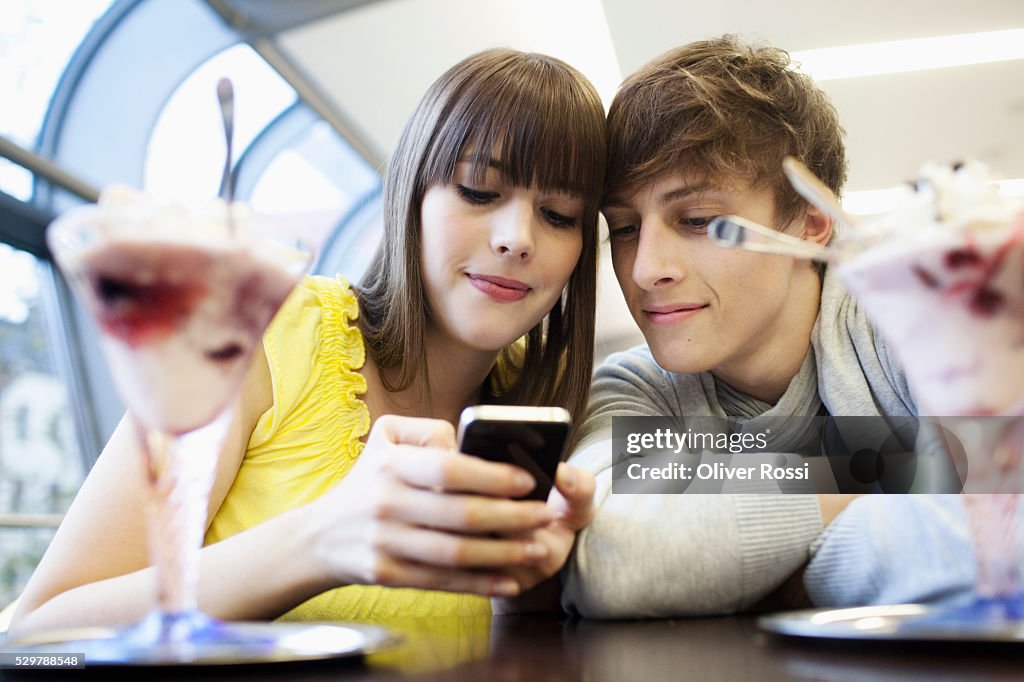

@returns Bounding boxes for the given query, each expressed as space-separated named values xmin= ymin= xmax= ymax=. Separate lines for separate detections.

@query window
xmin=0 ymin=245 xmax=81 ymax=607
xmin=0 ymin=0 xmax=114 ymax=613
xmin=144 ymin=43 xmax=383 ymax=281
xmin=144 ymin=43 xmax=296 ymax=204
xmin=0 ymin=0 xmax=114 ymax=199
xmin=0 ymin=0 xmax=384 ymax=611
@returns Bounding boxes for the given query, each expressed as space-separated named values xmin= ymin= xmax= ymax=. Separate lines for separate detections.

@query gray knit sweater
xmin=563 ymin=268 xmax=919 ymax=618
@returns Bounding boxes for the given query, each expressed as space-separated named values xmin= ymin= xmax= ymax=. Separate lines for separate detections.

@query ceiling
xmin=208 ymin=0 xmax=1024 ymax=352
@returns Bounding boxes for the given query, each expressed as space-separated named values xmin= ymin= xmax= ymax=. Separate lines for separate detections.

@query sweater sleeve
xmin=561 ymin=347 xmax=824 ymax=618
xmin=804 ymin=495 xmax=978 ymax=607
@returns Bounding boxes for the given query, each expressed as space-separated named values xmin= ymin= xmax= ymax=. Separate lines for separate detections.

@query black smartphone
xmin=457 ymin=405 xmax=572 ymax=501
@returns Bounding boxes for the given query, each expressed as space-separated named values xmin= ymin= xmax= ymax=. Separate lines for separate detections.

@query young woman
xmin=12 ymin=47 xmax=605 ymax=631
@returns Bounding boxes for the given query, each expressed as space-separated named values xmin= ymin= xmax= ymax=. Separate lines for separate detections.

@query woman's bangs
xmin=425 ymin=67 xmax=604 ymax=210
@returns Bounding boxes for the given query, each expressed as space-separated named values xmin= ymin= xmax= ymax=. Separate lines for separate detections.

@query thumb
xmin=369 ymin=414 xmax=457 ymax=450
xmin=550 ymin=463 xmax=596 ymax=530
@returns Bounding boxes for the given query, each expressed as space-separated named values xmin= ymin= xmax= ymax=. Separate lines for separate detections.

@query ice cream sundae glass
xmin=40 ymin=186 xmax=312 ymax=660
xmin=828 ymin=161 xmax=1024 ymax=629
xmin=712 ymin=158 xmax=1024 ymax=633
xmin=0 ymin=79 xmax=397 ymax=665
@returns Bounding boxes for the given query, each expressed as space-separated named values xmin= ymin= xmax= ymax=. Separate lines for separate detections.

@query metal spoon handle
xmin=216 ymin=77 xmax=235 ymax=204
xmin=708 ymin=215 xmax=843 ymax=263
xmin=783 ymin=156 xmax=857 ymax=231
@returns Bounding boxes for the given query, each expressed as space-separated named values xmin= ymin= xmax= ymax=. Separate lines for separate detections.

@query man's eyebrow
xmin=601 ymin=182 xmax=717 ymax=211
xmin=658 ymin=183 xmax=714 ymax=206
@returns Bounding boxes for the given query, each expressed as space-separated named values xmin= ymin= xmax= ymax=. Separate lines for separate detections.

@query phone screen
xmin=458 ymin=418 xmax=569 ymax=501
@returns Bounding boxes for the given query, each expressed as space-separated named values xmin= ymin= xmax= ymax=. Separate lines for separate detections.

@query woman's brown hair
xmin=357 ymin=48 xmax=606 ymax=443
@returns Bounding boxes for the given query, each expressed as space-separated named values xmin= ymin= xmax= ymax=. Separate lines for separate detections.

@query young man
xmin=561 ymin=36 xmax=921 ymax=618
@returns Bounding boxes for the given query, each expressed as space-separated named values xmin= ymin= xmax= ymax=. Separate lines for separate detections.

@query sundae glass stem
xmin=136 ymin=411 xmax=230 ymax=622
xmin=935 ymin=416 xmax=1024 ymax=601
xmin=964 ymin=494 xmax=1021 ymax=599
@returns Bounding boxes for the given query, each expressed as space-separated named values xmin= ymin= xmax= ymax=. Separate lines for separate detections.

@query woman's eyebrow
xmin=457 ymin=155 xmax=508 ymax=174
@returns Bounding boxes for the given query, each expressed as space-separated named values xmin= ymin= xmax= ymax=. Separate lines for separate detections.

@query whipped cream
xmin=50 ymin=185 xmax=309 ymax=273
xmin=837 ymin=161 xmax=1024 ymax=417
xmin=846 ymin=161 xmax=1023 ymax=248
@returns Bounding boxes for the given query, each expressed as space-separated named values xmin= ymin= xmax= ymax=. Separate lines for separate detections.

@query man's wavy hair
xmin=606 ymin=35 xmax=847 ymax=227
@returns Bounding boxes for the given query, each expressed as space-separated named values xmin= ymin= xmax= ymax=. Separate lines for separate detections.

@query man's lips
xmin=467 ymin=274 xmax=531 ymax=302
xmin=643 ymin=302 xmax=709 ymax=325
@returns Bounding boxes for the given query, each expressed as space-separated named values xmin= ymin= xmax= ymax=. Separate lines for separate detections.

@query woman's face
xmin=419 ymin=155 xmax=584 ymax=354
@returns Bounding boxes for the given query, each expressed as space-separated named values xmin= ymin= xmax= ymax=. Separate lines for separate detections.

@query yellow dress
xmin=204 ymin=275 xmax=490 ymax=622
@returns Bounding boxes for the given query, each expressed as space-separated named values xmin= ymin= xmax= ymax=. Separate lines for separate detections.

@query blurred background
xmin=1 ymin=0 xmax=1022 ymax=606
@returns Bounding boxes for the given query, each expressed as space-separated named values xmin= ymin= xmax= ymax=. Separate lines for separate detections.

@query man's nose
xmin=631 ymin=219 xmax=684 ymax=289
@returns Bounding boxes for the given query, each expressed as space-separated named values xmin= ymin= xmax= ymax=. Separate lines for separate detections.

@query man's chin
xmin=647 ymin=342 xmax=712 ymax=375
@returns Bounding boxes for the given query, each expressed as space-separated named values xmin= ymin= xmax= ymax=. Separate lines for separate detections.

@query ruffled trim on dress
xmin=308 ymin=275 xmax=370 ymax=469
xmin=247 ymin=275 xmax=370 ymax=480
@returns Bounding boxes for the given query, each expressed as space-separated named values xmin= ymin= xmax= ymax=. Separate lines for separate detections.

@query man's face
xmin=602 ymin=172 xmax=814 ymax=383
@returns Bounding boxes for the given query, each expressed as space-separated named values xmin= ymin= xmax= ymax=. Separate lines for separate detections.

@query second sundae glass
xmin=832 ymin=162 xmax=1024 ymax=628
xmin=716 ymin=159 xmax=1024 ymax=633
xmin=44 ymin=186 xmax=312 ymax=660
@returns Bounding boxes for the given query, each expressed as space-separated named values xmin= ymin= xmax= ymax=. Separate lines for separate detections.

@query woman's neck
xmin=375 ymin=331 xmax=499 ymax=426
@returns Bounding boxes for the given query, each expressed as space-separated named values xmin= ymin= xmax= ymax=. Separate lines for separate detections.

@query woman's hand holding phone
xmin=454 ymin=406 xmax=597 ymax=601
xmin=496 ymin=462 xmax=597 ymax=603
xmin=303 ymin=414 xmax=558 ymax=597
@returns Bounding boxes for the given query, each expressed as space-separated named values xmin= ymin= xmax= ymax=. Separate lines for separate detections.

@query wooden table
xmin=3 ymin=614 xmax=1021 ymax=680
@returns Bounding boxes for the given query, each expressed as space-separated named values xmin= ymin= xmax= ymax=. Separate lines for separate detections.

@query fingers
xmin=548 ymin=463 xmax=596 ymax=530
xmin=366 ymin=416 xmax=539 ymax=497
xmin=374 ymin=522 xmax=548 ymax=570
xmin=385 ymin=486 xmax=554 ymax=533
xmin=370 ymin=555 xmax=521 ymax=597
xmin=390 ymin=446 xmax=537 ymax=498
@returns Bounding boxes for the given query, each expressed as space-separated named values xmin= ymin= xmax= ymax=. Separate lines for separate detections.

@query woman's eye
xmin=456 ymin=185 xmax=499 ymax=205
xmin=542 ymin=208 xmax=579 ymax=228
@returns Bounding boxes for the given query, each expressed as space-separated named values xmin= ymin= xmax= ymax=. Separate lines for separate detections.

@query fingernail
xmin=526 ymin=543 xmax=548 ymax=559
xmin=561 ymin=465 xmax=577 ymax=493
xmin=537 ymin=506 xmax=556 ymax=524
xmin=494 ymin=579 xmax=519 ymax=597
xmin=515 ymin=471 xmax=535 ymax=490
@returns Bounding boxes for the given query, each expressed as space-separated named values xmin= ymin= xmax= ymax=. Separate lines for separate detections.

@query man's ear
xmin=799 ymin=204 xmax=833 ymax=247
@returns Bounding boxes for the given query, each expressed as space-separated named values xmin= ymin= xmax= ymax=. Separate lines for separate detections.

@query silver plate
xmin=0 ymin=621 xmax=398 ymax=666
xmin=759 ymin=604 xmax=1024 ymax=642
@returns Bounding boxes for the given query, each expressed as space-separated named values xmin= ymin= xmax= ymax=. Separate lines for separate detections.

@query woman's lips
xmin=644 ymin=304 xmax=708 ymax=325
xmin=467 ymin=274 xmax=531 ymax=302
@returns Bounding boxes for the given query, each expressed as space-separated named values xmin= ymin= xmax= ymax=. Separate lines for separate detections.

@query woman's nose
xmin=491 ymin=198 xmax=535 ymax=260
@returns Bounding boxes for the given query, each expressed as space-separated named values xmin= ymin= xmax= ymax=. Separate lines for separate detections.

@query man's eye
xmin=607 ymin=224 xmax=639 ymax=242
xmin=456 ymin=185 xmax=499 ymax=204
xmin=681 ymin=216 xmax=715 ymax=232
